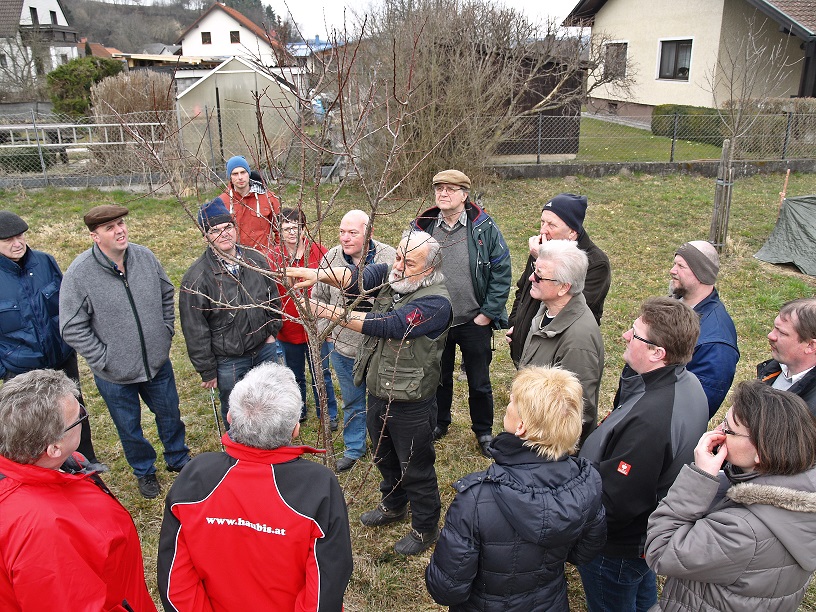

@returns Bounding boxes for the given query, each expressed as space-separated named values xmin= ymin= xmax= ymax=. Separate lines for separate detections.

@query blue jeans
xmin=216 ymin=341 xmax=280 ymax=429
xmin=578 ymin=554 xmax=657 ymax=612
xmin=331 ymin=351 xmax=367 ymax=459
xmin=93 ymin=360 xmax=190 ymax=477
xmin=279 ymin=340 xmax=337 ymax=420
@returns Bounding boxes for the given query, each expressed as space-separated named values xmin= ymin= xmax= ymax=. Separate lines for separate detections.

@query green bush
xmin=47 ymin=57 xmax=124 ymax=117
xmin=651 ymin=104 xmax=724 ymax=147
xmin=0 ymin=147 xmax=57 ymax=173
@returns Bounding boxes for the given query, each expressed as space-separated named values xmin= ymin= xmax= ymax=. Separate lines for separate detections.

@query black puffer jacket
xmin=425 ymin=433 xmax=606 ymax=611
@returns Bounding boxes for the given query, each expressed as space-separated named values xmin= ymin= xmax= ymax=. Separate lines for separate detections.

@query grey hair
xmin=537 ymin=239 xmax=588 ymax=295
xmin=0 ymin=369 xmax=79 ymax=464
xmin=401 ymin=229 xmax=444 ymax=285
xmin=228 ymin=362 xmax=302 ymax=450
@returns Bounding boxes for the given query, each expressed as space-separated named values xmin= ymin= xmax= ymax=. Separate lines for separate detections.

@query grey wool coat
xmin=645 ymin=463 xmax=816 ymax=612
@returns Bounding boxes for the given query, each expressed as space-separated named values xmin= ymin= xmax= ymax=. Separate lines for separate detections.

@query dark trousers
xmin=60 ymin=353 xmax=99 ymax=463
xmin=366 ymin=393 xmax=441 ymax=532
xmin=436 ymin=320 xmax=494 ymax=436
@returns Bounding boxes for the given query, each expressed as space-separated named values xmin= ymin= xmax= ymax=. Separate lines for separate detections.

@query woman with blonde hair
xmin=426 ymin=366 xmax=606 ymax=611
xmin=646 ymin=380 xmax=816 ymax=611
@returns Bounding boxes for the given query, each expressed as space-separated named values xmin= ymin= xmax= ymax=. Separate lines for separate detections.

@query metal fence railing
xmin=2 ymin=109 xmax=815 ymax=187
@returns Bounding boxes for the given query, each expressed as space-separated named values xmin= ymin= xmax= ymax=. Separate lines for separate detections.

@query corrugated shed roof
xmin=0 ymin=0 xmax=24 ymax=38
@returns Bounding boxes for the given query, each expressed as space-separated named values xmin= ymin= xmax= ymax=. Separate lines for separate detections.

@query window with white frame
xmin=659 ymin=39 xmax=692 ymax=80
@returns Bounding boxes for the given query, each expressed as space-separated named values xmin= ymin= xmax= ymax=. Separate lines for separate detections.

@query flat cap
xmin=432 ymin=169 xmax=471 ymax=190
xmin=0 ymin=211 xmax=29 ymax=239
xmin=84 ymin=205 xmax=129 ymax=231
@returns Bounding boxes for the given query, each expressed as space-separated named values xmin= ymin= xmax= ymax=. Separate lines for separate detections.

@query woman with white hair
xmin=519 ymin=239 xmax=604 ymax=446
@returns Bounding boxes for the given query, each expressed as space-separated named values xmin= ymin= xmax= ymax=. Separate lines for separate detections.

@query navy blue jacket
xmin=426 ymin=433 xmax=606 ymax=611
xmin=0 ymin=248 xmax=73 ymax=378
xmin=687 ymin=288 xmax=739 ymax=418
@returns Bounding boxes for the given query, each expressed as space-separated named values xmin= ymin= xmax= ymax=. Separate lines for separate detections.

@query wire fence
xmin=2 ymin=108 xmax=816 ymax=187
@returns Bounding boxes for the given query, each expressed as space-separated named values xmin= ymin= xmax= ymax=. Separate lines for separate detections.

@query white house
xmin=175 ymin=2 xmax=284 ymax=68
xmin=566 ymin=0 xmax=814 ymax=117
xmin=0 ymin=0 xmax=79 ymax=94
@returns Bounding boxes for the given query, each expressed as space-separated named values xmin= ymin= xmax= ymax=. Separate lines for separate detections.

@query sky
xmin=277 ymin=0 xmax=581 ymax=41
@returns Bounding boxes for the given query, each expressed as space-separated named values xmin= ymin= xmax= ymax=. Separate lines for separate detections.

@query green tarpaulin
xmin=755 ymin=195 xmax=816 ymax=276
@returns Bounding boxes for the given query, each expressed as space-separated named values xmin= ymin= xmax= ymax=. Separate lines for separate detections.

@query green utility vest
xmin=353 ymin=281 xmax=451 ymax=402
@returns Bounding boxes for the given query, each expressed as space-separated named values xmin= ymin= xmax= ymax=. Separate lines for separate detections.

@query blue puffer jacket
xmin=426 ymin=432 xmax=606 ymax=611
xmin=0 ymin=248 xmax=73 ymax=378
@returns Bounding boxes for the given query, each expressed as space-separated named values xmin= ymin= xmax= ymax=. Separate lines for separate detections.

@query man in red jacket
xmin=219 ymin=156 xmax=281 ymax=255
xmin=157 ymin=362 xmax=352 ymax=611
xmin=0 ymin=369 xmax=156 ymax=612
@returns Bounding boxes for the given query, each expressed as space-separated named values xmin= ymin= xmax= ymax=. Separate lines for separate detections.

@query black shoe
xmin=432 ymin=426 xmax=448 ymax=441
xmin=360 ymin=502 xmax=409 ymax=527
xmin=336 ymin=456 xmax=357 ymax=472
xmin=330 ymin=419 xmax=339 ymax=432
xmin=137 ymin=473 xmax=161 ymax=499
xmin=166 ymin=460 xmax=190 ymax=473
xmin=394 ymin=526 xmax=439 ymax=555
xmin=477 ymin=434 xmax=494 ymax=458
xmin=299 ymin=414 xmax=308 ymax=424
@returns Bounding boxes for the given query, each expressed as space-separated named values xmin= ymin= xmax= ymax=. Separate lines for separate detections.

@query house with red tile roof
xmin=175 ymin=2 xmax=285 ymax=68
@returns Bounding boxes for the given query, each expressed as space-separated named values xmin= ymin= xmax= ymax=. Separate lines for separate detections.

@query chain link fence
xmin=2 ymin=108 xmax=816 ymax=187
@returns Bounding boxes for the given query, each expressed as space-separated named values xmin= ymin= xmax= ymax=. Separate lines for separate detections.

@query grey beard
xmin=389 ymin=274 xmax=423 ymax=295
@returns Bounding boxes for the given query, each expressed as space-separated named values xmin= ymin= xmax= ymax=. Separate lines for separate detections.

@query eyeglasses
xmin=433 ymin=185 xmax=463 ymax=194
xmin=206 ymin=223 xmax=235 ymax=238
xmin=721 ymin=415 xmax=750 ymax=438
xmin=64 ymin=403 xmax=89 ymax=433
xmin=630 ymin=329 xmax=656 ymax=345
xmin=532 ymin=270 xmax=560 ymax=284
xmin=281 ymin=226 xmax=302 ymax=234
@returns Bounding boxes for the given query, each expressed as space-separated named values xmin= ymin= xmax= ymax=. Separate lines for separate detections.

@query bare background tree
xmin=0 ymin=31 xmax=50 ymax=102
xmin=706 ymin=14 xmax=799 ymax=250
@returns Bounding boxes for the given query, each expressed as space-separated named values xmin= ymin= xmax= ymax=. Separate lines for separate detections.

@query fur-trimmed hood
xmin=726 ymin=468 xmax=816 ymax=571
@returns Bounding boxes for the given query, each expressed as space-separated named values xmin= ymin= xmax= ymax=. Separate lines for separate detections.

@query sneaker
xmin=394 ymin=526 xmax=439 ymax=555
xmin=360 ymin=502 xmax=409 ymax=527
xmin=335 ymin=456 xmax=357 ymax=472
xmin=330 ymin=419 xmax=339 ymax=432
xmin=432 ymin=426 xmax=448 ymax=442
xmin=477 ymin=434 xmax=494 ymax=459
xmin=136 ymin=473 xmax=161 ymax=499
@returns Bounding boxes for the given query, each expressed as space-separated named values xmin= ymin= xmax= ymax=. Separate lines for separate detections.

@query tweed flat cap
xmin=432 ymin=169 xmax=471 ymax=189
xmin=84 ymin=205 xmax=129 ymax=231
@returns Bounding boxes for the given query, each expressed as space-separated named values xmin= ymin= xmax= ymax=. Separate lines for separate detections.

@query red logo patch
xmin=405 ymin=308 xmax=423 ymax=326
xmin=617 ymin=461 xmax=631 ymax=476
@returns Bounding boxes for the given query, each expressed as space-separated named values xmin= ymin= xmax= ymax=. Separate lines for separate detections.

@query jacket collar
xmin=342 ymin=239 xmax=377 ymax=266
xmin=532 ymin=292 xmax=590 ymax=337
xmin=223 ymin=433 xmax=325 ymax=464
xmin=488 ymin=431 xmax=563 ymax=466
xmin=0 ymin=454 xmax=90 ymax=486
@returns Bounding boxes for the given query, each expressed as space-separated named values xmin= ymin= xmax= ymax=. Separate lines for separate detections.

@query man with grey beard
xmin=285 ymin=230 xmax=452 ymax=556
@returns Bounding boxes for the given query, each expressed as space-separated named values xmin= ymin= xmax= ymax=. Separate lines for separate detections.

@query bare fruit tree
xmin=105 ymin=0 xmax=635 ymax=472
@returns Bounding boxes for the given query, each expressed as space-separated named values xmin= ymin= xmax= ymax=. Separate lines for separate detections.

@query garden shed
xmin=176 ymin=56 xmax=298 ymax=168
